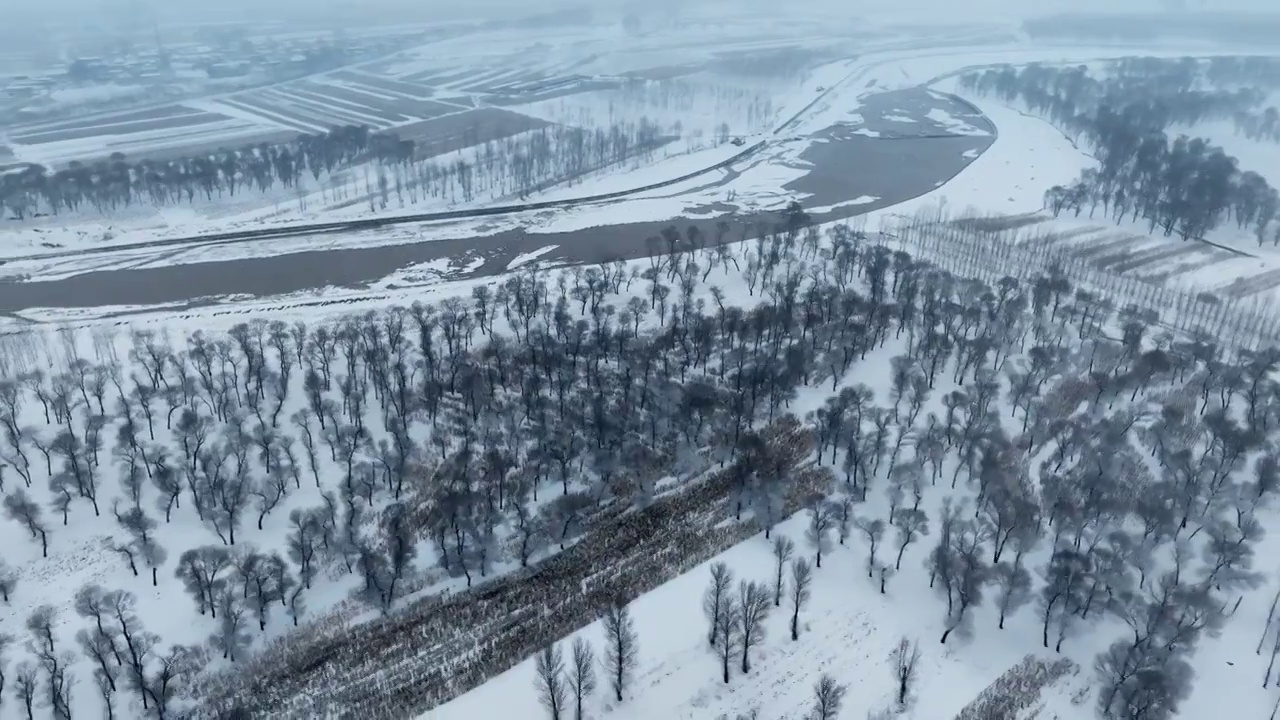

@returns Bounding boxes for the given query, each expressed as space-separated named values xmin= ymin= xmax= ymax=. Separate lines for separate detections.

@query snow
xmin=0 ymin=40 xmax=1195 ymax=260
xmin=506 ymin=245 xmax=559 ymax=270
xmin=926 ymin=107 xmax=992 ymax=136
xmin=4 ymin=118 xmax=269 ymax=168
xmin=915 ymin=77 xmax=1280 ymax=305
xmin=17 ymin=38 xmax=1280 ymax=324
xmin=857 ymin=82 xmax=1093 ymax=225
xmin=425 ymin=512 xmax=1087 ymax=720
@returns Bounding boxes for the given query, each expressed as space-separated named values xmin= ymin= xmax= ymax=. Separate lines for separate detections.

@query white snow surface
xmin=19 ymin=39 xmax=1280 ymax=326
xmin=6 ymin=32 xmax=1280 ymax=720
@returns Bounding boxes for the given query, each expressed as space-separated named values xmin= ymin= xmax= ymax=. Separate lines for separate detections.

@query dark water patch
xmin=785 ymin=134 xmax=989 ymax=208
xmin=854 ymin=87 xmax=993 ymax=139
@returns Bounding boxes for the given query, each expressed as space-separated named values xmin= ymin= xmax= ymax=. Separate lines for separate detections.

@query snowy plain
xmin=413 ymin=40 xmax=1280 ymax=720
xmin=6 ymin=24 xmax=1280 ymax=720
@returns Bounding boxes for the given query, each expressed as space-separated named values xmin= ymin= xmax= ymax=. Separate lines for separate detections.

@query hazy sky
xmin=6 ymin=0 xmax=1280 ymax=35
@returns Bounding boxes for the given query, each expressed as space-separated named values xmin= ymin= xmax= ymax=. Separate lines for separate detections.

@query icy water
xmin=0 ymin=88 xmax=994 ymax=314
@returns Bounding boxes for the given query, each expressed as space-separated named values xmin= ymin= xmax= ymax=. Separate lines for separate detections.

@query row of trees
xmin=0 ymin=124 xmax=376 ymax=220
xmin=534 ymin=587 xmax=863 ymax=720
xmin=961 ymin=60 xmax=1280 ymax=245
xmin=360 ymin=116 xmax=666 ymax=213
xmin=1099 ymin=56 xmax=1280 ymax=147
xmin=0 ymin=111 xmax=669 ymax=220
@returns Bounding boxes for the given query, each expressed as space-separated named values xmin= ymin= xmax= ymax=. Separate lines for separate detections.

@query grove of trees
xmin=1 ymin=178 xmax=1278 ymax=720
xmin=0 ymin=113 xmax=669 ymax=220
xmin=961 ymin=57 xmax=1280 ymax=245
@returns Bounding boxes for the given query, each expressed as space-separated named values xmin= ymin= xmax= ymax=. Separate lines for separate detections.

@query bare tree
xmin=210 ymin=590 xmax=250 ymax=662
xmin=601 ymin=600 xmax=638 ymax=702
xmin=380 ymin=502 xmax=416 ymax=608
xmin=25 ymin=605 xmax=55 ymax=657
xmin=0 ymin=632 xmax=10 ymax=700
xmin=3 ymin=489 xmax=48 ymax=557
xmin=893 ymin=509 xmax=929 ymax=570
xmin=891 ymin=637 xmax=922 ymax=706
xmin=790 ymin=558 xmax=812 ymax=641
xmin=737 ymin=580 xmax=771 ymax=673
xmin=715 ymin=597 xmax=742 ymax=683
xmin=855 ymin=516 xmax=886 ymax=577
xmin=569 ymin=637 xmax=596 ymax=720
xmin=13 ymin=662 xmax=36 ymax=720
xmin=175 ymin=546 xmax=230 ymax=618
xmin=704 ymin=562 xmax=735 ymax=647
xmin=535 ymin=642 xmax=567 ymax=720
xmin=771 ymin=535 xmax=794 ymax=606
xmin=806 ymin=498 xmax=835 ymax=568
xmin=77 ymin=627 xmax=117 ymax=695
xmin=114 ymin=502 xmax=164 ymax=585
xmin=993 ymin=554 xmax=1032 ymax=629
xmin=813 ymin=674 xmax=847 ymax=720
xmin=0 ymin=560 xmax=16 ymax=602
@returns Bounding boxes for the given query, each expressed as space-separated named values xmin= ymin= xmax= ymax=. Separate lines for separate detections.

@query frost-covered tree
xmin=993 ymin=549 xmax=1033 ymax=630
xmin=771 ymin=535 xmax=794 ymax=606
xmin=601 ymin=600 xmax=638 ymax=702
xmin=891 ymin=637 xmax=921 ymax=706
xmin=812 ymin=675 xmax=847 ymax=720
xmin=210 ymin=590 xmax=250 ymax=662
xmin=13 ymin=661 xmax=37 ymax=720
xmin=3 ymin=489 xmax=48 ymax=557
xmin=569 ymin=638 xmax=596 ymax=720
xmin=704 ymin=562 xmax=735 ymax=648
xmin=855 ymin=516 xmax=886 ymax=577
xmin=806 ymin=497 xmax=834 ymax=568
xmin=789 ymin=557 xmax=812 ymax=641
xmin=535 ymin=642 xmax=567 ymax=720
xmin=0 ymin=560 xmax=16 ymax=602
xmin=737 ymin=580 xmax=771 ymax=674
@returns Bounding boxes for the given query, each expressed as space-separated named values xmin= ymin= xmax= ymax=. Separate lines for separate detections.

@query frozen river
xmin=0 ymin=88 xmax=993 ymax=316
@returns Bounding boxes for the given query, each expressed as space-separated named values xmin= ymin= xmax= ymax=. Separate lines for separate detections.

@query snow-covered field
xmin=15 ymin=40 xmax=1280 ymax=325
xmin=8 ymin=22 xmax=1280 ymax=720
xmin=934 ymin=58 xmax=1280 ymax=307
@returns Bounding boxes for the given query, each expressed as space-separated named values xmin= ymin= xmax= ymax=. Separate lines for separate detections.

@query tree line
xmin=961 ymin=58 xmax=1280 ymax=245
xmin=0 ymin=113 xmax=669 ymax=221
